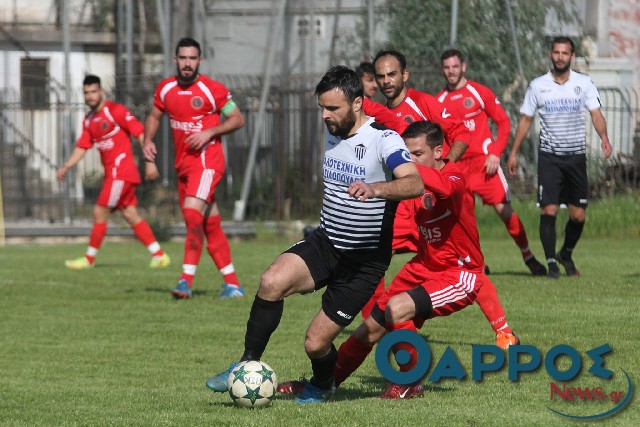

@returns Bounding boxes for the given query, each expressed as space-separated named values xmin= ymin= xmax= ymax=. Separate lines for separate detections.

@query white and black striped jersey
xmin=320 ymin=118 xmax=412 ymax=250
xmin=520 ymin=70 xmax=602 ymax=156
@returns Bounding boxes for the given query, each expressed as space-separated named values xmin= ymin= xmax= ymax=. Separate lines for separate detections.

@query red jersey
xmin=76 ymin=100 xmax=143 ymax=184
xmin=407 ymin=162 xmax=484 ymax=272
xmin=436 ymin=81 xmax=510 ymax=158
xmin=362 ymin=98 xmax=409 ymax=135
xmin=153 ymin=74 xmax=234 ymax=171
xmin=387 ymin=88 xmax=471 ymax=155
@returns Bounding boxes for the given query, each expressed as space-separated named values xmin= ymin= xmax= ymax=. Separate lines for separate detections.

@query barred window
xmin=21 ymin=58 xmax=50 ymax=109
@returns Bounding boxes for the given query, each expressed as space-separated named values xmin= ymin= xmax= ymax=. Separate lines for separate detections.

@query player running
xmin=437 ymin=49 xmax=546 ymax=276
xmin=57 ymin=75 xmax=169 ymax=270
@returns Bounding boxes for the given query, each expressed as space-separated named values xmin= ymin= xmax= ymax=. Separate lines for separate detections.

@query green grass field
xmin=1 ymin=212 xmax=639 ymax=425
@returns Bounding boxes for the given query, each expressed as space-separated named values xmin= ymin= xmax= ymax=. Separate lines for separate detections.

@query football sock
xmin=242 ymin=295 xmax=284 ymax=362
xmin=132 ymin=220 xmax=164 ymax=256
xmin=560 ymin=219 xmax=585 ymax=260
xmin=310 ymin=344 xmax=338 ymax=390
xmin=86 ymin=221 xmax=107 ymax=263
xmin=361 ymin=277 xmax=385 ymax=319
xmin=502 ymin=212 xmax=532 ymax=259
xmin=539 ymin=214 xmax=557 ymax=261
xmin=182 ymin=208 xmax=204 ymax=283
xmin=475 ymin=279 xmax=512 ymax=334
xmin=334 ymin=334 xmax=374 ymax=387
xmin=204 ymin=215 xmax=240 ymax=286
xmin=389 ymin=321 xmax=418 ymax=372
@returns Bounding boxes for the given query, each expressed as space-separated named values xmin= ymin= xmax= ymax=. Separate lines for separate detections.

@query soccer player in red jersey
xmin=142 ymin=38 xmax=245 ymax=299
xmin=437 ymin=49 xmax=546 ymax=276
xmin=57 ymin=75 xmax=169 ymax=270
xmin=279 ymin=121 xmax=519 ymax=399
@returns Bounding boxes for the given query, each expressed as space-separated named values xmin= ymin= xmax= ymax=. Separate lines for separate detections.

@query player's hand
xmin=142 ymin=141 xmax=157 ymax=162
xmin=348 ymin=181 xmax=375 ymax=201
xmin=506 ymin=153 xmax=518 ymax=176
xmin=144 ymin=162 xmax=160 ymax=181
xmin=56 ymin=167 xmax=67 ymax=182
xmin=601 ymin=140 xmax=613 ymax=159
xmin=185 ymin=128 xmax=214 ymax=150
xmin=484 ymin=154 xmax=501 ymax=176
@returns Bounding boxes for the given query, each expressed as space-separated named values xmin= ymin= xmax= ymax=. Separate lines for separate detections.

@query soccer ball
xmin=227 ymin=360 xmax=278 ymax=408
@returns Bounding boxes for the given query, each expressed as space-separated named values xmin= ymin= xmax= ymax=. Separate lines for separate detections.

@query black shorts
xmin=537 ymin=152 xmax=588 ymax=208
xmin=284 ymin=228 xmax=390 ymax=327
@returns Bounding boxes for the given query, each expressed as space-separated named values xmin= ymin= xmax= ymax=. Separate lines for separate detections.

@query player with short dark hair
xmin=279 ymin=121 xmax=519 ymax=399
xmin=437 ymin=49 xmax=546 ymax=276
xmin=507 ymin=36 xmax=613 ymax=278
xmin=143 ymin=37 xmax=246 ymax=299
xmin=356 ymin=61 xmax=378 ymax=99
xmin=58 ymin=75 xmax=169 ymax=270
xmin=205 ymin=65 xmax=424 ymax=404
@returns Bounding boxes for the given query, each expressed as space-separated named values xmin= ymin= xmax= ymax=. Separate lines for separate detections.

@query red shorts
xmin=97 ymin=179 xmax=138 ymax=209
xmin=458 ymin=155 xmax=510 ymax=205
xmin=392 ymin=200 xmax=418 ymax=253
xmin=176 ymin=148 xmax=225 ymax=206
xmin=376 ymin=259 xmax=485 ymax=327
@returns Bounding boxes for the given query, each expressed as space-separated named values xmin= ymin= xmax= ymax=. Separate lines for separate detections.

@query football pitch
xmin=1 ymin=231 xmax=638 ymax=425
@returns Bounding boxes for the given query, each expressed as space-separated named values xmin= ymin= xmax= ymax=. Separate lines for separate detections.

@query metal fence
xmin=1 ymin=78 xmax=639 ymax=225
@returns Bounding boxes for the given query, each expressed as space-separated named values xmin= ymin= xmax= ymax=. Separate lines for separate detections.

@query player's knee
xmin=303 ymin=335 xmax=329 ymax=358
xmin=258 ymin=269 xmax=288 ymax=300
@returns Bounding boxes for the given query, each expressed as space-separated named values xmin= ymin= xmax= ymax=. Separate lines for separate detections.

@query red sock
xmin=389 ymin=321 xmax=418 ymax=372
xmin=475 ymin=279 xmax=512 ymax=335
xmin=204 ymin=215 xmax=240 ymax=286
xmin=361 ymin=277 xmax=385 ymax=319
xmin=86 ymin=222 xmax=107 ymax=263
xmin=182 ymin=208 xmax=205 ymax=286
xmin=132 ymin=220 xmax=164 ymax=256
xmin=334 ymin=334 xmax=374 ymax=387
xmin=503 ymin=212 xmax=532 ymax=259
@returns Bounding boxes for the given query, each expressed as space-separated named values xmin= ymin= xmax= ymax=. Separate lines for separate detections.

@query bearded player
xmin=437 ymin=49 xmax=546 ymax=276
xmin=143 ymin=37 xmax=245 ymax=299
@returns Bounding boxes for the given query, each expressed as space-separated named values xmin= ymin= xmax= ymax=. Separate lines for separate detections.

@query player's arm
xmin=507 ymin=114 xmax=533 ymax=176
xmin=423 ymin=96 xmax=470 ymax=161
xmin=589 ymin=108 xmax=613 ymax=159
xmin=482 ymin=88 xmax=511 ymax=175
xmin=57 ymin=147 xmax=88 ymax=181
xmin=362 ymin=97 xmax=409 ymax=134
xmin=186 ymin=101 xmax=245 ymax=150
xmin=142 ymin=106 xmax=163 ymax=162
xmin=417 ymin=164 xmax=465 ymax=197
xmin=349 ymin=161 xmax=423 ymax=202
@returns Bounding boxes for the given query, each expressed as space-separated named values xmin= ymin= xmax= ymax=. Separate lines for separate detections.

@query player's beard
xmin=381 ymin=82 xmax=404 ymax=103
xmin=552 ymin=59 xmax=571 ymax=74
xmin=325 ymin=108 xmax=357 ymax=139
xmin=177 ymin=64 xmax=200 ymax=85
xmin=446 ymin=72 xmax=463 ymax=88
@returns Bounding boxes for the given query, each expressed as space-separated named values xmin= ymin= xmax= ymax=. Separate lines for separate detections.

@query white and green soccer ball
xmin=227 ymin=360 xmax=278 ymax=408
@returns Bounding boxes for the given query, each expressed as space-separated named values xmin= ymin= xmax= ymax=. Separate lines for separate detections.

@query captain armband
xmin=221 ymin=100 xmax=239 ymax=116
xmin=386 ymin=149 xmax=413 ymax=171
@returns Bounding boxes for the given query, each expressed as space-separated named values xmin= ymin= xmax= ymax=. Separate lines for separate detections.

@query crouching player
xmin=280 ymin=121 xmax=519 ymax=399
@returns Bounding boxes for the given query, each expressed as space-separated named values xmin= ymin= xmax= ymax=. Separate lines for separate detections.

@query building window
xmin=295 ymin=16 xmax=325 ymax=39
xmin=21 ymin=58 xmax=50 ymax=109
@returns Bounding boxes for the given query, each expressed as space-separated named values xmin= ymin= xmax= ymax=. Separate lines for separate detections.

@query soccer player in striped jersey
xmin=205 ymin=65 xmax=424 ymax=404
xmin=279 ymin=121 xmax=519 ymax=399
xmin=143 ymin=38 xmax=245 ymax=299
xmin=507 ymin=36 xmax=613 ymax=278
xmin=437 ymin=49 xmax=546 ymax=276
xmin=57 ymin=75 xmax=169 ymax=270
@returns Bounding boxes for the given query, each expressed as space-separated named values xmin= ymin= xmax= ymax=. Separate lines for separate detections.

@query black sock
xmin=539 ymin=214 xmax=557 ymax=261
xmin=561 ymin=219 xmax=585 ymax=260
xmin=241 ymin=295 xmax=284 ymax=361
xmin=310 ymin=344 xmax=338 ymax=390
